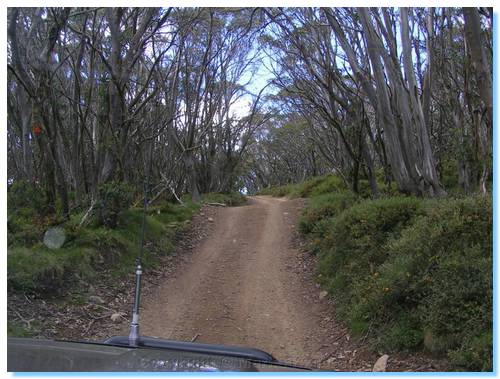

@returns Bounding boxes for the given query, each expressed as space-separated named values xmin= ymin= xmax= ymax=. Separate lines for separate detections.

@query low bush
xmin=260 ymin=175 xmax=348 ymax=199
xmin=8 ymin=181 xmax=46 ymax=212
xmin=259 ymin=184 xmax=299 ymax=197
xmin=382 ymin=196 xmax=492 ymax=369
xmin=313 ymin=194 xmax=492 ymax=371
xmin=258 ymin=175 xmax=492 ymax=370
xmin=8 ymin=182 xmax=52 ymax=246
xmin=299 ymin=192 xmax=358 ymax=234
xmin=316 ymin=197 xmax=423 ymax=314
xmin=8 ymin=200 xmax=200 ymax=293
xmin=8 ymin=207 xmax=45 ymax=247
xmin=301 ymin=175 xmax=347 ymax=197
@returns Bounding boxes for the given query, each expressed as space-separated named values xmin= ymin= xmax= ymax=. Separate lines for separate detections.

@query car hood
xmin=8 ymin=337 xmax=311 ymax=372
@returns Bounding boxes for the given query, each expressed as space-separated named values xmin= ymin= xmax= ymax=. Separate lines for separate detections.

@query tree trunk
xmin=463 ymin=7 xmax=492 ymax=194
xmin=184 ymin=151 xmax=200 ymax=202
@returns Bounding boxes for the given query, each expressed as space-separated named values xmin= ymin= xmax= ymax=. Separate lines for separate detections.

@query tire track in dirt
xmin=118 ymin=196 xmax=447 ymax=371
xmin=130 ymin=196 xmax=334 ymax=368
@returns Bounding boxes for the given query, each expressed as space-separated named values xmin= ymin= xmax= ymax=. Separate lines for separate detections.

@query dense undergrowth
xmin=7 ymin=181 xmax=245 ymax=295
xmin=261 ymin=175 xmax=492 ymax=371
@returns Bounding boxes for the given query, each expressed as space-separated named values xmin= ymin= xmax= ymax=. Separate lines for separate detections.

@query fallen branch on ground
xmin=205 ymin=202 xmax=226 ymax=207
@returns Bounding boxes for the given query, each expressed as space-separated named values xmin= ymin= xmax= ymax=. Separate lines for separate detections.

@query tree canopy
xmin=7 ymin=7 xmax=493 ymax=218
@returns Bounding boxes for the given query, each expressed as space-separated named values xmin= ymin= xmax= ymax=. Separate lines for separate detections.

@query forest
xmin=7 ymin=7 xmax=493 ymax=372
xmin=7 ymin=7 xmax=493 ymax=206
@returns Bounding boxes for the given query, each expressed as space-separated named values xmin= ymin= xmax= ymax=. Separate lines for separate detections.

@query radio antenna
xmin=128 ymin=137 xmax=154 ymax=347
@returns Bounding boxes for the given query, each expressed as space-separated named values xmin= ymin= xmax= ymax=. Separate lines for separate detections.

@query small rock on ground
xmin=110 ymin=313 xmax=124 ymax=322
xmin=373 ymin=354 xmax=389 ymax=372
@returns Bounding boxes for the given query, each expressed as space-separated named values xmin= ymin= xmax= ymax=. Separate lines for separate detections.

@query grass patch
xmin=7 ymin=191 xmax=245 ymax=295
xmin=8 ymin=199 xmax=201 ymax=294
xmin=8 ymin=320 xmax=41 ymax=338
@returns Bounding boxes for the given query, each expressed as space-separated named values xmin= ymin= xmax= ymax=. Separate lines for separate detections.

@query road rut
xmin=134 ymin=196 xmax=330 ymax=367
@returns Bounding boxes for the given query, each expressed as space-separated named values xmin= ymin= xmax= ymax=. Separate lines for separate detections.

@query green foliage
xmin=7 ymin=186 xmax=241 ymax=295
xmin=299 ymin=192 xmax=358 ymax=234
xmin=7 ymin=245 xmax=95 ymax=293
xmin=448 ymin=331 xmax=493 ymax=372
xmin=8 ymin=320 xmax=40 ymax=338
xmin=310 ymin=193 xmax=492 ymax=371
xmin=8 ymin=198 xmax=200 ymax=294
xmin=153 ymin=200 xmax=200 ymax=225
xmin=8 ymin=181 xmax=46 ymax=212
xmin=259 ymin=183 xmax=298 ymax=197
xmin=300 ymin=175 xmax=347 ymax=197
xmin=259 ymin=174 xmax=347 ymax=198
xmin=315 ymin=197 xmax=423 ymax=340
xmin=96 ymin=181 xmax=134 ymax=228
xmin=440 ymin=160 xmax=461 ymax=193
xmin=8 ymin=182 xmax=50 ymax=246
xmin=316 ymin=196 xmax=422 ymax=289
xmin=8 ymin=207 xmax=44 ymax=247
xmin=384 ymin=196 xmax=492 ymax=368
xmin=378 ymin=313 xmax=424 ymax=351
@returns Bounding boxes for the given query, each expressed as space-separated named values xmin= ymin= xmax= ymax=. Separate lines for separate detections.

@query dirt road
xmin=10 ymin=195 xmax=445 ymax=370
xmin=134 ymin=196 xmax=343 ymax=368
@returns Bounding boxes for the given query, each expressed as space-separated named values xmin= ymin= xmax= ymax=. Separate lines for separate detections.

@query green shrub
xmin=317 ymin=196 xmax=422 ymax=285
xmin=316 ymin=195 xmax=492 ymax=370
xmin=259 ymin=184 xmax=298 ymax=197
xmin=305 ymin=175 xmax=347 ymax=197
xmin=8 ymin=208 xmax=44 ymax=247
xmin=448 ymin=331 xmax=492 ymax=372
xmin=8 ymin=180 xmax=46 ymax=212
xmin=259 ymin=175 xmax=347 ymax=198
xmin=96 ymin=181 xmax=134 ymax=228
xmin=383 ymin=196 xmax=492 ymax=369
xmin=299 ymin=192 xmax=358 ymax=234
xmin=378 ymin=314 xmax=424 ymax=351
xmin=314 ymin=196 xmax=424 ymax=342
xmin=154 ymin=200 xmax=200 ymax=224
xmin=8 ymin=182 xmax=49 ymax=246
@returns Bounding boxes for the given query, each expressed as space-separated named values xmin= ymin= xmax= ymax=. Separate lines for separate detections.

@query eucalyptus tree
xmin=7 ymin=7 xmax=492 ymax=215
xmin=90 ymin=8 xmax=173 ymax=184
xmin=247 ymin=7 xmax=491 ymax=196
xmin=242 ymin=114 xmax=329 ymax=192
xmin=262 ymin=8 xmax=380 ymax=195
xmin=8 ymin=7 xmax=73 ymax=215
xmin=463 ymin=7 xmax=493 ymax=193
xmin=322 ymin=8 xmax=446 ymax=196
xmin=166 ymin=8 xmax=267 ymax=200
